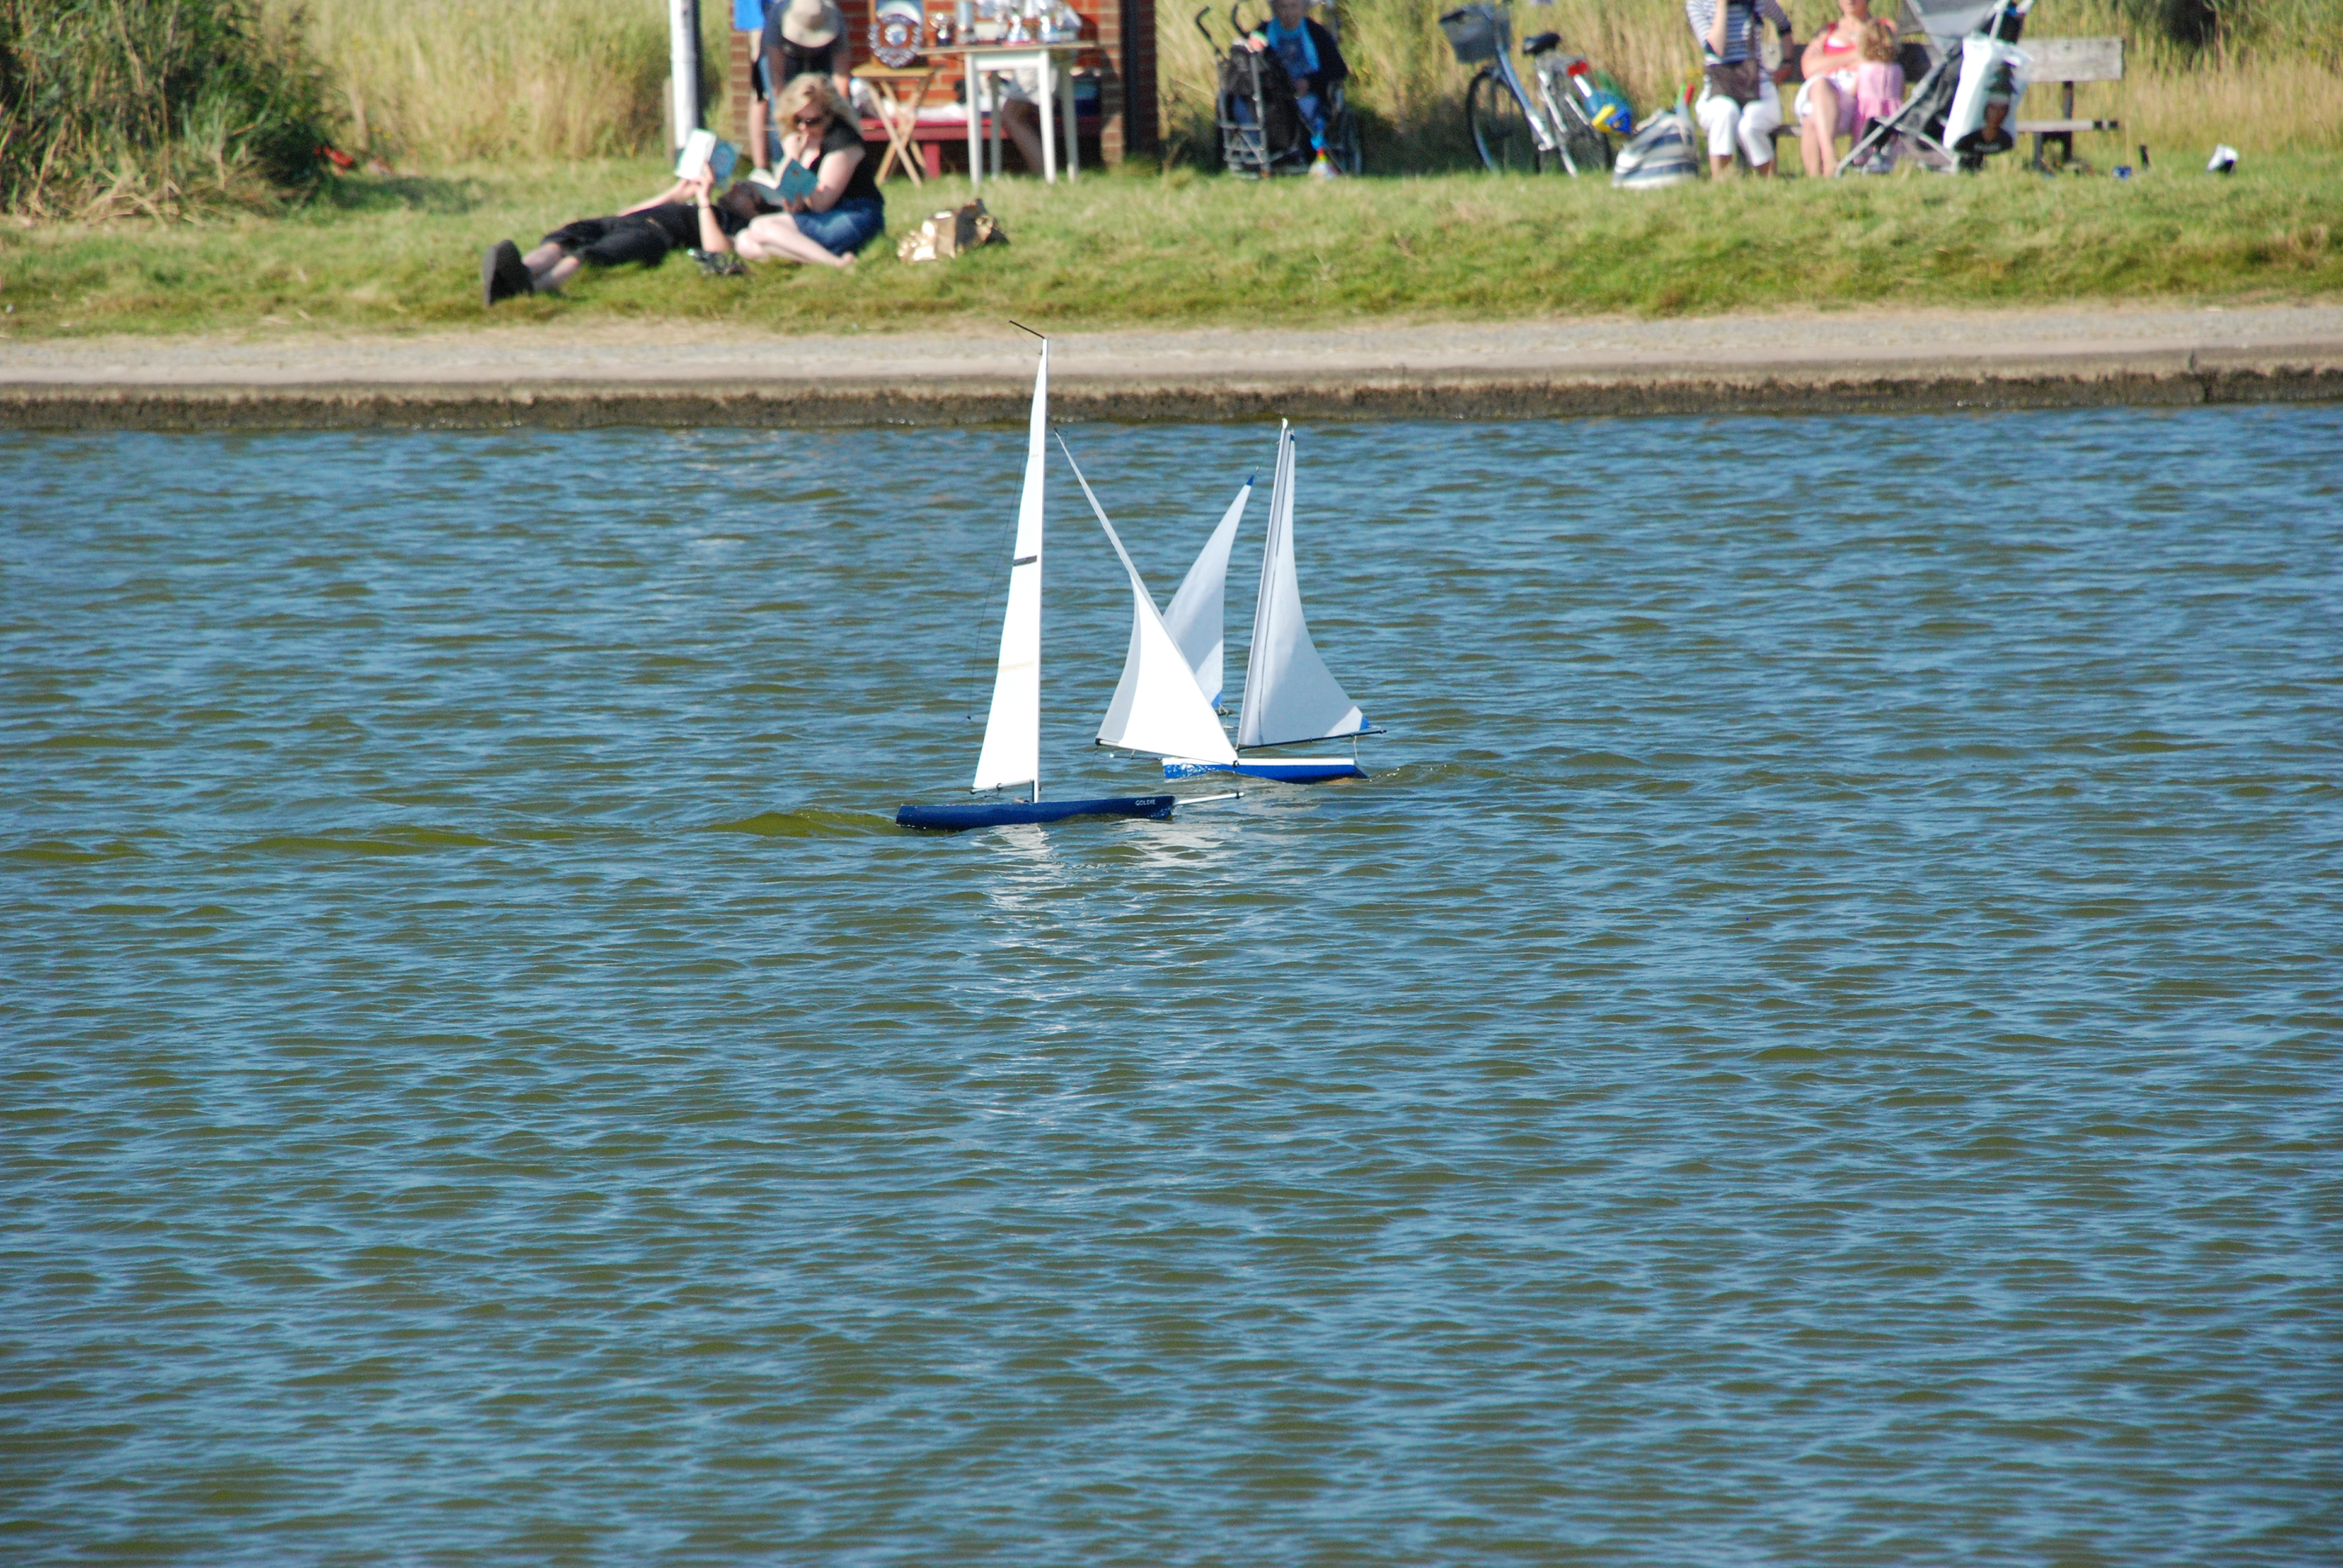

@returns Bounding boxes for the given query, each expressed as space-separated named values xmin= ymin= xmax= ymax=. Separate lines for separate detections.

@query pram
xmin=1837 ymin=0 xmax=2034 ymax=175
xmin=1195 ymin=4 xmax=1363 ymax=177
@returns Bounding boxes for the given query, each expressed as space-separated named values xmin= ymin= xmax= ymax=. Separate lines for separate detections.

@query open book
xmin=674 ymin=128 xmax=718 ymax=182
xmin=773 ymin=158 xmax=819 ymax=203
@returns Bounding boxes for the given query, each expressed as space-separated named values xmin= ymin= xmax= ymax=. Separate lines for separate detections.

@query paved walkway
xmin=5 ymin=303 xmax=2339 ymax=427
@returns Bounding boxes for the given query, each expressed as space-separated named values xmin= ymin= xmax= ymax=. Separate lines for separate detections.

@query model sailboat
xmin=894 ymin=341 xmax=1181 ymax=832
xmin=1158 ymin=422 xmax=1374 ymax=782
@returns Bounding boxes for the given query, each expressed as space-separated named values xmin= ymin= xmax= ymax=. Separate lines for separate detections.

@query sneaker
xmin=1309 ymin=154 xmax=1339 ymax=180
xmin=481 ymin=240 xmax=529 ymax=305
xmin=689 ymin=247 xmax=747 ymax=278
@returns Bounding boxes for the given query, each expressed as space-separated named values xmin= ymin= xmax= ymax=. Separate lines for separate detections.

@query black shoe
xmin=482 ymin=240 xmax=529 ymax=305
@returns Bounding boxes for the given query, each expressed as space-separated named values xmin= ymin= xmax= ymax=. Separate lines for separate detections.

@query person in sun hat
xmin=750 ymin=0 xmax=855 ymax=178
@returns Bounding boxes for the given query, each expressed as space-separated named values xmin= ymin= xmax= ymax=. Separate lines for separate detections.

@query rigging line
xmin=1052 ymin=433 xmax=1118 ymax=539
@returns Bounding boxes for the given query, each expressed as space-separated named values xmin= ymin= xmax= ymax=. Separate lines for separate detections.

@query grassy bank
xmin=2 ymin=154 xmax=2336 ymax=338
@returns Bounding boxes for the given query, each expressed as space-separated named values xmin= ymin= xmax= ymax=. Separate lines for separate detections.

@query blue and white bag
xmin=1611 ymin=101 xmax=1700 ymax=190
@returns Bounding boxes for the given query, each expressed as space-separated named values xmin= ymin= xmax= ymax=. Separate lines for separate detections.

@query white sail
xmin=970 ymin=342 xmax=1047 ymax=795
xmin=1237 ymin=423 xmax=1366 ymax=750
xmin=1161 ymin=480 xmax=1251 ymax=708
xmin=1058 ymin=439 xmax=1239 ymax=766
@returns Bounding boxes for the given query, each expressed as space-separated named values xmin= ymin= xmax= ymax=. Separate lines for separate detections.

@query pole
xmin=668 ymin=0 xmax=702 ymax=152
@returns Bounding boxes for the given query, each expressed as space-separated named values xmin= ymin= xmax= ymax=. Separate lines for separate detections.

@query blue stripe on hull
xmin=896 ymin=795 xmax=1176 ymax=832
xmin=1162 ymin=759 xmax=1365 ymax=783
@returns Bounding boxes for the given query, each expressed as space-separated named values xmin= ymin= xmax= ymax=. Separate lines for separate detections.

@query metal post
xmin=669 ymin=0 xmax=703 ymax=152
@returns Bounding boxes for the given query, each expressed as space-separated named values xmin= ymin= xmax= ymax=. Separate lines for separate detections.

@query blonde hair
xmin=775 ymin=73 xmax=854 ymax=136
xmin=1861 ymin=19 xmax=1900 ymax=62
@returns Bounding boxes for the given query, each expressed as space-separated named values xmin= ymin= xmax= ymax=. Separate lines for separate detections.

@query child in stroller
xmin=1199 ymin=1 xmax=1362 ymax=177
xmin=1242 ymin=0 xmax=1349 ymax=177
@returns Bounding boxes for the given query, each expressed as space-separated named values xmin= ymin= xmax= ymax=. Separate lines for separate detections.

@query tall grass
xmin=272 ymin=0 xmax=734 ymax=166
xmin=0 ymin=0 xmax=330 ymax=217
xmin=1161 ymin=0 xmax=2343 ymax=169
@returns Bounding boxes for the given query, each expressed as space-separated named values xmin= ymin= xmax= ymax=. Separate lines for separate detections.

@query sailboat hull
xmin=897 ymin=795 xmax=1177 ymax=831
xmin=1163 ymin=757 xmax=1364 ymax=783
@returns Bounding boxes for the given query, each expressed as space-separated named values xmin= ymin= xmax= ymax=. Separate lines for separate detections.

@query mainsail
xmin=969 ymin=342 xmax=1047 ymax=794
xmin=1161 ymin=480 xmax=1251 ymax=709
xmin=1236 ymin=423 xmax=1366 ymax=750
xmin=1057 ymin=439 xmax=1238 ymax=766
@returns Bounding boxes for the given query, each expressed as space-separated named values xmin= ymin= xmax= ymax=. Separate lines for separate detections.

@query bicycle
xmin=1439 ymin=4 xmax=1616 ymax=176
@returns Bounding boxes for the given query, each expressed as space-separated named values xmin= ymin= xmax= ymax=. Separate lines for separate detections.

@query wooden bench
xmin=860 ymin=113 xmax=1104 ymax=181
xmin=2011 ymin=36 xmax=2123 ymax=171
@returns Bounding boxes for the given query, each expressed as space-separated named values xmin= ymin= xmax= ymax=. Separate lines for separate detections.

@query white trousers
xmin=1696 ymin=87 xmax=1783 ymax=166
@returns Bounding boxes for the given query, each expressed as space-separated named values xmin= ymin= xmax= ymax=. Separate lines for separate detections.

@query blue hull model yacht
xmin=896 ymin=339 xmax=1236 ymax=833
xmin=1150 ymin=422 xmax=1377 ymax=782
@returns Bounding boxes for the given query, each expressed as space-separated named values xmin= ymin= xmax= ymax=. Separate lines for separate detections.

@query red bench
xmin=861 ymin=113 xmax=1105 ymax=180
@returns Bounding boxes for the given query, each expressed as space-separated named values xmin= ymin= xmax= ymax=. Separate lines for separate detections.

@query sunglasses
xmin=794 ymin=111 xmax=828 ymax=125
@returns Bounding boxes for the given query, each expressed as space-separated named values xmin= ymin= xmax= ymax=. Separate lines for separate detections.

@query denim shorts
xmin=795 ymin=198 xmax=885 ymax=256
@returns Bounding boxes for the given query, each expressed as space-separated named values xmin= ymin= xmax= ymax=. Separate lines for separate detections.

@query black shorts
xmin=540 ymin=216 xmax=673 ymax=268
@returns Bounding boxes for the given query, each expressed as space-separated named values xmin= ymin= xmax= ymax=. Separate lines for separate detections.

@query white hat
xmin=781 ymin=0 xmax=842 ymax=49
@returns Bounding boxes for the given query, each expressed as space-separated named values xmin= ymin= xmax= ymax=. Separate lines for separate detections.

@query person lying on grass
xmin=480 ymin=171 xmax=750 ymax=303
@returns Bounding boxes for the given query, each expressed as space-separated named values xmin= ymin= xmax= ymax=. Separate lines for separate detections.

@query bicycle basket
xmin=1439 ymin=7 xmax=1503 ymax=65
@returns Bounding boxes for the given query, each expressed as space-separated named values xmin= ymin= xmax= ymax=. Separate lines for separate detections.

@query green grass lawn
xmin=3 ymin=153 xmax=2338 ymax=338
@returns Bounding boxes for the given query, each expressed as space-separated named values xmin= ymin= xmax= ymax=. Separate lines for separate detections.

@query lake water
xmin=4 ymin=405 xmax=2339 ymax=1565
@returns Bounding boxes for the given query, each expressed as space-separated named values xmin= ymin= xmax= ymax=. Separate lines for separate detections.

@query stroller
xmin=1195 ymin=4 xmax=1363 ymax=176
xmin=1838 ymin=0 xmax=2033 ymax=175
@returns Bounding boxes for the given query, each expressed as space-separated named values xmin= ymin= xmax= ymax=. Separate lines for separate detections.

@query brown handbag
xmin=1704 ymin=56 xmax=1767 ymax=106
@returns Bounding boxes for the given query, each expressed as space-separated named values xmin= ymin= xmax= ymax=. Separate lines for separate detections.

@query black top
xmin=802 ymin=116 xmax=882 ymax=208
xmin=635 ymin=201 xmax=750 ymax=247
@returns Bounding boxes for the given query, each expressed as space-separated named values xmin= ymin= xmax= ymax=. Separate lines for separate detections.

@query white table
xmin=939 ymin=42 xmax=1086 ymax=186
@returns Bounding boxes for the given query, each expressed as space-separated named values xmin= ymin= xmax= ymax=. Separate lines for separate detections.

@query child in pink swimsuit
xmin=1855 ymin=19 xmax=1906 ymax=129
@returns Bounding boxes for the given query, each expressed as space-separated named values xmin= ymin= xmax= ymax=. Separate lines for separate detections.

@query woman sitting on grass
xmin=480 ymin=171 xmax=746 ymax=303
xmin=718 ymin=74 xmax=885 ymax=270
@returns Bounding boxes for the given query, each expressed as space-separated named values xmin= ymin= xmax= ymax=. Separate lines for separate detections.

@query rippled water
xmin=5 ymin=406 xmax=2340 ymax=1565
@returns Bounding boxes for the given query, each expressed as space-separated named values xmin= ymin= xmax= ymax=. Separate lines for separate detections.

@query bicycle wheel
xmin=1467 ymin=68 xmax=1541 ymax=174
xmin=1331 ymin=107 xmax=1364 ymax=175
xmin=1556 ymin=96 xmax=1616 ymax=175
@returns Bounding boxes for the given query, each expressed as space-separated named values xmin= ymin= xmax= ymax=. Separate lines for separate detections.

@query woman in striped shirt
xmin=1685 ymin=0 xmax=1796 ymax=177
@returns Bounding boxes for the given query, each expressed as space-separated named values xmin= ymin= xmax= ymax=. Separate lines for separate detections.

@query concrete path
xmin=5 ymin=303 xmax=2339 ymax=428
